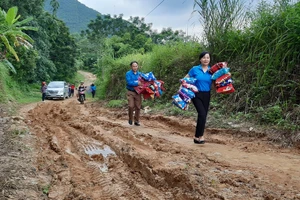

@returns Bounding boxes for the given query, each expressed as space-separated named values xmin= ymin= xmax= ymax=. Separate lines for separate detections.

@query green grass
xmin=0 ymin=69 xmax=86 ymax=104
xmin=17 ymin=91 xmax=41 ymax=104
xmin=106 ymin=99 xmax=127 ymax=108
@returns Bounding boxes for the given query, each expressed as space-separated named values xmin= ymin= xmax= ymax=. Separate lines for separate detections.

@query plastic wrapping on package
xmin=178 ymin=90 xmax=191 ymax=103
xmin=216 ymin=78 xmax=233 ymax=88
xmin=215 ymin=73 xmax=231 ymax=84
xmin=140 ymin=72 xmax=156 ymax=81
xmin=209 ymin=62 xmax=227 ymax=74
xmin=172 ymin=94 xmax=188 ymax=110
xmin=179 ymin=88 xmax=195 ymax=99
xmin=180 ymin=77 xmax=197 ymax=85
xmin=211 ymin=68 xmax=230 ymax=80
xmin=134 ymin=73 xmax=165 ymax=99
xmin=181 ymin=82 xmax=198 ymax=93
xmin=216 ymin=83 xmax=235 ymax=94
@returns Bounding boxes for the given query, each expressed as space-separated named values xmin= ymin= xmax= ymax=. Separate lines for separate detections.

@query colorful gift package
xmin=210 ymin=62 xmax=235 ymax=94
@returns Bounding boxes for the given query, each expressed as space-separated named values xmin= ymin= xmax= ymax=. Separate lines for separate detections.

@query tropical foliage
xmin=0 ymin=0 xmax=78 ymax=83
xmin=0 ymin=6 xmax=37 ymax=73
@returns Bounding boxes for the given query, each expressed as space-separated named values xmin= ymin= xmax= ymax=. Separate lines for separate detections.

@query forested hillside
xmin=44 ymin=0 xmax=100 ymax=33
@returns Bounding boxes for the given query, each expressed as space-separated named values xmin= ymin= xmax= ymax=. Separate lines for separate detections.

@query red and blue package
xmin=179 ymin=88 xmax=195 ymax=99
xmin=216 ymin=78 xmax=233 ymax=88
xmin=216 ymin=83 xmax=235 ymax=94
xmin=212 ymin=67 xmax=230 ymax=80
xmin=209 ymin=62 xmax=227 ymax=74
xmin=140 ymin=72 xmax=156 ymax=81
xmin=178 ymin=90 xmax=191 ymax=103
xmin=180 ymin=77 xmax=197 ymax=85
xmin=172 ymin=94 xmax=188 ymax=110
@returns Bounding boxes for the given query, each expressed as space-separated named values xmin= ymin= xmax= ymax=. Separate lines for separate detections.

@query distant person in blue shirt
xmin=125 ymin=61 xmax=142 ymax=126
xmin=185 ymin=51 xmax=213 ymax=144
xmin=90 ymin=83 xmax=96 ymax=98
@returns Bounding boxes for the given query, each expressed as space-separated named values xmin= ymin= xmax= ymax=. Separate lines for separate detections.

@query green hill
xmin=44 ymin=0 xmax=100 ymax=33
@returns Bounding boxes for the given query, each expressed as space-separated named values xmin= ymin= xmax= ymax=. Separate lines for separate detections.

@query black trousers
xmin=42 ymin=93 xmax=46 ymax=101
xmin=191 ymin=91 xmax=210 ymax=138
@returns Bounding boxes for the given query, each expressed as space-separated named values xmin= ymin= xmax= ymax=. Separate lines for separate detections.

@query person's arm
xmin=126 ymin=73 xmax=139 ymax=87
xmin=211 ymin=80 xmax=216 ymax=90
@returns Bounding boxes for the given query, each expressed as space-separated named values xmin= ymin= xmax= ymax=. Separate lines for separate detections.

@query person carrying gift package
xmin=184 ymin=51 xmax=213 ymax=144
xmin=125 ymin=61 xmax=142 ymax=126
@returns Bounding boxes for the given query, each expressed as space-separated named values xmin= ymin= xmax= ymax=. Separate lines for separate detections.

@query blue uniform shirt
xmin=126 ymin=70 xmax=140 ymax=91
xmin=188 ymin=65 xmax=212 ymax=92
xmin=91 ymin=85 xmax=96 ymax=91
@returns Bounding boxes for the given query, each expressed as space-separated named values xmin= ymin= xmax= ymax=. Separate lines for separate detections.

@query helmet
xmin=80 ymin=81 xmax=84 ymax=84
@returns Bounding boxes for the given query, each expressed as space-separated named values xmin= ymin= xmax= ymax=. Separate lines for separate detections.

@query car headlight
xmin=57 ymin=90 xmax=64 ymax=95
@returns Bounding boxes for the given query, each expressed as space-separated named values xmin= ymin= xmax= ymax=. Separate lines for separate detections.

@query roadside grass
xmin=106 ymin=99 xmax=127 ymax=108
xmin=71 ymin=71 xmax=85 ymax=86
xmin=0 ymin=69 xmax=85 ymax=105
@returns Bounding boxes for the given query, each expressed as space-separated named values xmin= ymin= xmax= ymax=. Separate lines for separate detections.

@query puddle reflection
xmin=84 ymin=144 xmax=115 ymax=158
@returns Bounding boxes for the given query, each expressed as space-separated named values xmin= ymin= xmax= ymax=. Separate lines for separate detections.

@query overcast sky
xmin=77 ymin=0 xmax=203 ymax=37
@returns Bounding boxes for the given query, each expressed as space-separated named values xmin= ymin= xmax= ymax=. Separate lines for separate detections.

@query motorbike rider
xmin=77 ymin=81 xmax=86 ymax=101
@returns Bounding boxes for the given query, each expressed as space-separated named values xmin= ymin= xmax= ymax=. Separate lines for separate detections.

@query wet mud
xmin=20 ymin=98 xmax=300 ymax=200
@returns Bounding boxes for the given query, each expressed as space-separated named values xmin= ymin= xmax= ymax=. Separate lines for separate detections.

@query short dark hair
xmin=130 ymin=61 xmax=138 ymax=66
xmin=199 ymin=51 xmax=210 ymax=60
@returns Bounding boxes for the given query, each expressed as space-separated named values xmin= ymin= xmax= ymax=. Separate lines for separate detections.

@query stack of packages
xmin=210 ymin=62 xmax=235 ymax=94
xmin=172 ymin=77 xmax=198 ymax=110
xmin=134 ymin=72 xmax=165 ymax=99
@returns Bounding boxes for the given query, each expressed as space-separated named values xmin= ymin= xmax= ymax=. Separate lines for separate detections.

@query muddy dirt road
xmin=20 ymin=98 xmax=300 ymax=200
xmin=2 ymin=71 xmax=300 ymax=200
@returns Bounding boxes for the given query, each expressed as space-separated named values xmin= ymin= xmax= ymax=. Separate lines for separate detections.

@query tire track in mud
xmin=26 ymin=100 xmax=300 ymax=200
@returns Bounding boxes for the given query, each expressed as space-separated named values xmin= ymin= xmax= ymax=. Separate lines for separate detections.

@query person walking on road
xmin=41 ymin=81 xmax=47 ymax=102
xmin=70 ymin=84 xmax=75 ymax=97
xmin=125 ymin=61 xmax=142 ymax=126
xmin=90 ymin=83 xmax=96 ymax=98
xmin=185 ymin=51 xmax=213 ymax=144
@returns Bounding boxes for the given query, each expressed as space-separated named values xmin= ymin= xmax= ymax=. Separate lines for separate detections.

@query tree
xmin=0 ymin=6 xmax=37 ymax=73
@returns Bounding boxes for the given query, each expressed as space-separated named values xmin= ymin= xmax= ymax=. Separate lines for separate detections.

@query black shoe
xmin=194 ymin=139 xmax=205 ymax=144
xmin=128 ymin=120 xmax=132 ymax=125
xmin=134 ymin=122 xmax=140 ymax=126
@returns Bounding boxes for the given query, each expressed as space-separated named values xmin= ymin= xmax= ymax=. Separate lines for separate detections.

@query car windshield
xmin=48 ymin=82 xmax=64 ymax=88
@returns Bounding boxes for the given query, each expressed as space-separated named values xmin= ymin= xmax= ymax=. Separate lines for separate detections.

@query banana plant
xmin=0 ymin=6 xmax=37 ymax=73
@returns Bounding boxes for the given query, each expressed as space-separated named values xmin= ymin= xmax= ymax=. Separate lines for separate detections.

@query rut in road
xmin=26 ymin=99 xmax=300 ymax=200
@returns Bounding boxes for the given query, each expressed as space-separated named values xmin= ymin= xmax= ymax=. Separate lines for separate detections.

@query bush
xmin=106 ymin=100 xmax=127 ymax=108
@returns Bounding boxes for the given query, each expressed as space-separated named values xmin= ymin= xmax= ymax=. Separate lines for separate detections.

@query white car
xmin=45 ymin=81 xmax=69 ymax=100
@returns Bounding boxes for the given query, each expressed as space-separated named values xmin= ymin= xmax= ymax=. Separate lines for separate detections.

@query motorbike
xmin=78 ymin=87 xmax=86 ymax=104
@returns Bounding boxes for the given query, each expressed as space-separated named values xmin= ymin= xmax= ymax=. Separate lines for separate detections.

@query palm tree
xmin=0 ymin=6 xmax=37 ymax=73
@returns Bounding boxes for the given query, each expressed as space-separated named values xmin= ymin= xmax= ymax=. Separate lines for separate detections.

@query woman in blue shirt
xmin=186 ymin=52 xmax=212 ymax=144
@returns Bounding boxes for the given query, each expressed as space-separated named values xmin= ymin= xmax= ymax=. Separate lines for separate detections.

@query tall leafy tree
xmin=1 ymin=0 xmax=77 ymax=83
xmin=49 ymin=19 xmax=78 ymax=81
